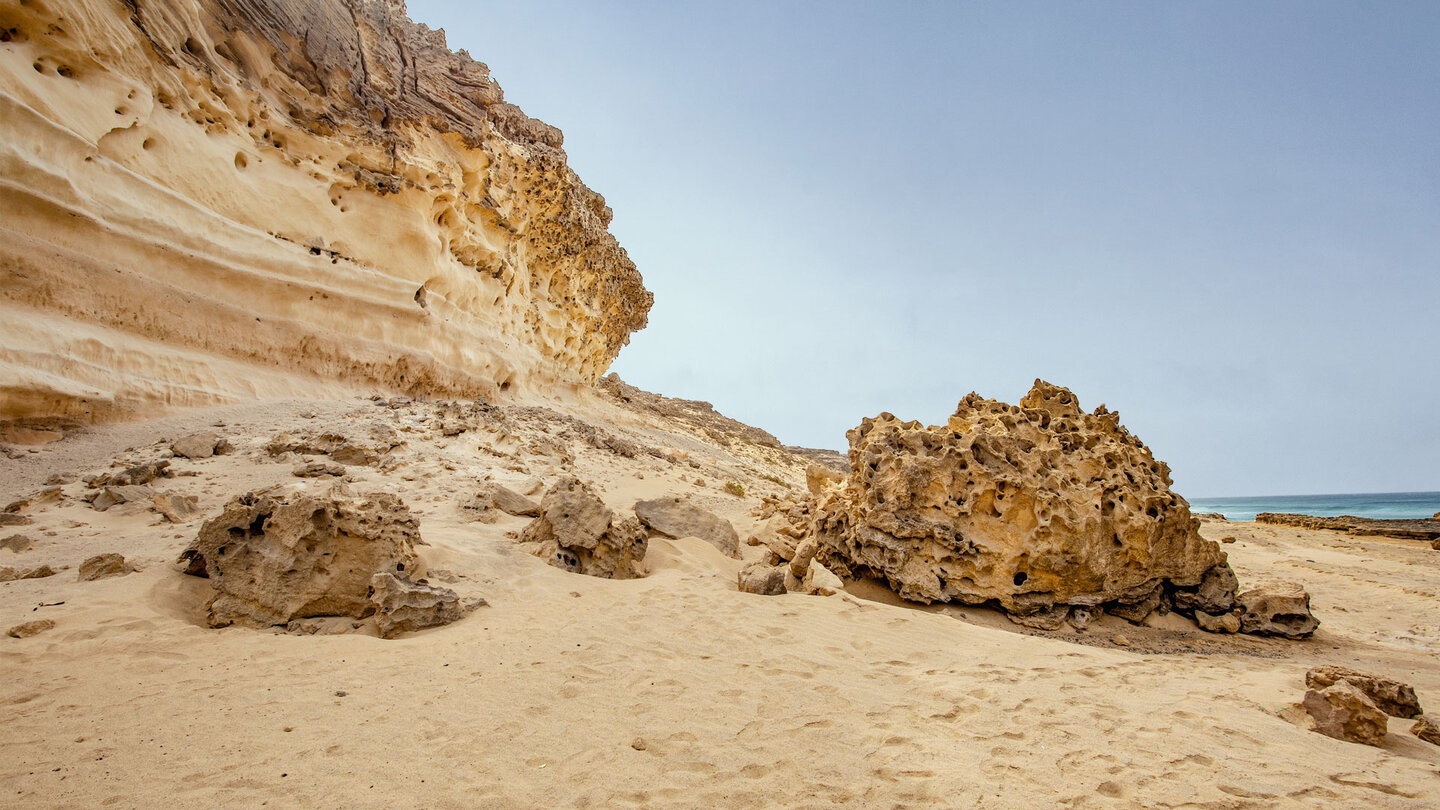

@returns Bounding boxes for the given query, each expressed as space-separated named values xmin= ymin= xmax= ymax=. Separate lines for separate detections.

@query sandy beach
xmin=2 ymin=394 xmax=1438 ymax=808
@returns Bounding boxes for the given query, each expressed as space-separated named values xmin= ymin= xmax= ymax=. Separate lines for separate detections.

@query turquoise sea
xmin=1187 ymin=491 xmax=1440 ymax=523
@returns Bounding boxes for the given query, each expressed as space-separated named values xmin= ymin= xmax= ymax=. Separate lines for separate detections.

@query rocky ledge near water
xmin=752 ymin=380 xmax=1318 ymax=638
xmin=1257 ymin=513 xmax=1440 ymax=546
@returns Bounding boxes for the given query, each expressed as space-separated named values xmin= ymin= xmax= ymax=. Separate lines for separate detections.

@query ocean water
xmin=1187 ymin=491 xmax=1440 ymax=523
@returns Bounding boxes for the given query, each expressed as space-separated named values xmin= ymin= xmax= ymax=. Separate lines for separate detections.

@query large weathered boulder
xmin=1236 ymin=582 xmax=1319 ymax=639
xmin=634 ymin=496 xmax=740 ymax=557
xmin=368 ymin=572 xmax=478 ymax=639
xmin=1303 ymin=681 xmax=1388 ymax=747
xmin=1305 ymin=666 xmax=1422 ymax=719
xmin=519 ymin=477 xmax=647 ymax=579
xmin=180 ymin=487 xmax=421 ymax=629
xmin=809 ymin=381 xmax=1230 ymax=620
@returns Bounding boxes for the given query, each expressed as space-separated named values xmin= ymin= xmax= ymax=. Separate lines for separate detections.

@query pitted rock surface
xmin=519 ymin=477 xmax=647 ymax=579
xmin=810 ymin=380 xmax=1229 ymax=618
xmin=180 ymin=487 xmax=421 ymax=629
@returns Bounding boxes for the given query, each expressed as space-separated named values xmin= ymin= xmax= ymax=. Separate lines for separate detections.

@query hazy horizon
xmin=414 ymin=1 xmax=1440 ymax=499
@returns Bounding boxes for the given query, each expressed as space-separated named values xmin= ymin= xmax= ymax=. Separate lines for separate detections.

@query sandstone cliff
xmin=0 ymin=0 xmax=651 ymax=426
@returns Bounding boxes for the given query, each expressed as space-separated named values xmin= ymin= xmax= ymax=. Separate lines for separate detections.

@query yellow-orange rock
xmin=813 ymin=380 xmax=1228 ymax=618
xmin=0 ymin=0 xmax=650 ymax=426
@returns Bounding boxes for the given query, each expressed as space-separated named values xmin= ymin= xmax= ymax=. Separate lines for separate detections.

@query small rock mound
xmin=78 ymin=553 xmax=133 ymax=581
xmin=518 ymin=477 xmax=647 ymax=579
xmin=180 ymin=487 xmax=449 ymax=632
xmin=369 ymin=572 xmax=480 ymax=639
xmin=1303 ymin=680 xmax=1388 ymax=747
xmin=267 ymin=424 xmax=403 ymax=467
xmin=1236 ymin=582 xmax=1319 ymax=639
xmin=1295 ymin=666 xmax=1425 ymax=747
xmin=172 ymin=431 xmax=231 ymax=459
xmin=7 ymin=619 xmax=55 ymax=639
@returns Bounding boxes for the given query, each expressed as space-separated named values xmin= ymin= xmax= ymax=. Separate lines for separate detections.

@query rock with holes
xmin=179 ymin=486 xmax=421 ymax=629
xmin=633 ymin=496 xmax=739 ymax=558
xmin=1305 ymin=666 xmax=1421 ymax=719
xmin=1303 ymin=680 xmax=1388 ymax=746
xmin=368 ymin=572 xmax=479 ymax=638
xmin=805 ymin=380 xmax=1229 ymax=620
xmin=518 ymin=477 xmax=647 ymax=579
xmin=1236 ymin=582 xmax=1319 ymax=639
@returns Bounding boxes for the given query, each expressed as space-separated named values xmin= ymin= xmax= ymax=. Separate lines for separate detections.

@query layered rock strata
xmin=0 ymin=0 xmax=650 ymax=426
xmin=1256 ymin=513 xmax=1440 ymax=543
xmin=770 ymin=381 xmax=1317 ymax=635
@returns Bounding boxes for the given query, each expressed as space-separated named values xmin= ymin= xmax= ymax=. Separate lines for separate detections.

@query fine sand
xmin=2 ymin=394 xmax=1438 ymax=808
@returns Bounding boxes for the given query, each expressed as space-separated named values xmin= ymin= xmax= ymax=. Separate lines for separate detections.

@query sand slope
xmin=2 ymin=394 xmax=1438 ymax=808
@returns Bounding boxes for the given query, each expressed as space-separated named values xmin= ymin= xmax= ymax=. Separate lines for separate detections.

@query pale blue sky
xmin=411 ymin=1 xmax=1440 ymax=497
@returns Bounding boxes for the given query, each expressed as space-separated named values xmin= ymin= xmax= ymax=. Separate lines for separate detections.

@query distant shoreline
xmin=1189 ymin=491 xmax=1440 ymax=523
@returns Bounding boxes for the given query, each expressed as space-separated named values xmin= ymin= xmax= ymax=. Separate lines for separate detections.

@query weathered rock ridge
xmin=0 ymin=0 xmax=650 ymax=426
xmin=763 ymin=381 xmax=1316 ymax=635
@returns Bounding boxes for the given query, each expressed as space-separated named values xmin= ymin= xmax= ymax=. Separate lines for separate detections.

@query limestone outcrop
xmin=518 ymin=477 xmax=647 ymax=579
xmin=1256 ymin=513 xmax=1440 ymax=543
xmin=180 ymin=486 xmax=431 ymax=630
xmin=0 ymin=0 xmax=650 ymax=427
xmin=765 ymin=381 xmax=1317 ymax=636
xmin=813 ymin=381 xmax=1227 ymax=614
xmin=634 ymin=496 xmax=740 ymax=558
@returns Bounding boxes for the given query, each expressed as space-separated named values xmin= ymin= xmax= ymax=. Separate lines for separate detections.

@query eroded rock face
xmin=0 ymin=0 xmax=650 ymax=426
xmin=1236 ymin=582 xmax=1319 ymax=639
xmin=180 ymin=487 xmax=421 ymax=629
xmin=1303 ymin=681 xmax=1388 ymax=747
xmin=810 ymin=381 xmax=1229 ymax=620
xmin=634 ymin=497 xmax=740 ymax=558
xmin=368 ymin=572 xmax=476 ymax=639
xmin=518 ymin=477 xmax=646 ymax=579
